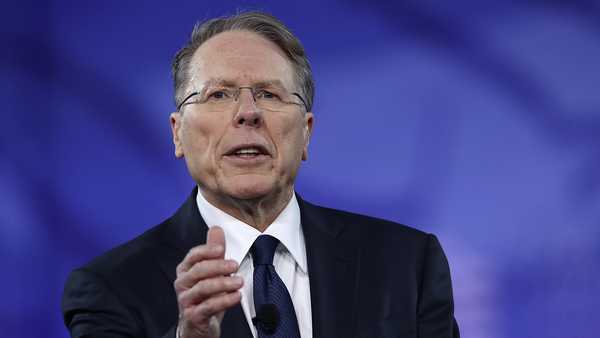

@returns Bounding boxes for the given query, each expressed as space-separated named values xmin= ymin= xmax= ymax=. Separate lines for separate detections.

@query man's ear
xmin=170 ymin=112 xmax=184 ymax=158
xmin=302 ymin=112 xmax=314 ymax=161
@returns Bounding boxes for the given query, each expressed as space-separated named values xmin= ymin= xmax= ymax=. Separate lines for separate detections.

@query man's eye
xmin=257 ymin=90 xmax=280 ymax=100
xmin=208 ymin=91 xmax=230 ymax=100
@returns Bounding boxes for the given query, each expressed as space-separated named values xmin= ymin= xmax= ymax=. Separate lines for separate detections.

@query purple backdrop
xmin=3 ymin=1 xmax=600 ymax=337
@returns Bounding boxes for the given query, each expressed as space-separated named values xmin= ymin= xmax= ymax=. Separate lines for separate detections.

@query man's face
xmin=170 ymin=30 xmax=313 ymax=205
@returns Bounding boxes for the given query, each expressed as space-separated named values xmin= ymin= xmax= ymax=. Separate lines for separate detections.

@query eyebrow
xmin=200 ymin=78 xmax=289 ymax=90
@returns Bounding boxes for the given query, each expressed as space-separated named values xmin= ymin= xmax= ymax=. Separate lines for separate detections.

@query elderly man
xmin=62 ymin=11 xmax=459 ymax=338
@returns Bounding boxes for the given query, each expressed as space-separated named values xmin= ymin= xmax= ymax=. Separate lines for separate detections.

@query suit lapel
xmin=221 ymin=305 xmax=253 ymax=338
xmin=155 ymin=188 xmax=252 ymax=338
xmin=299 ymin=196 xmax=360 ymax=338
xmin=155 ymin=187 xmax=207 ymax=283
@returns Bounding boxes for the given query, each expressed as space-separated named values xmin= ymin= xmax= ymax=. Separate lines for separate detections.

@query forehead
xmin=188 ymin=30 xmax=296 ymax=90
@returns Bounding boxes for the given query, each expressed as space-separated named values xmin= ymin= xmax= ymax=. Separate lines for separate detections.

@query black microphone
xmin=252 ymin=303 xmax=280 ymax=334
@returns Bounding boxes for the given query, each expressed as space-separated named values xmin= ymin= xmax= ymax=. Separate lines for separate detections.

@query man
xmin=62 ymin=11 xmax=459 ymax=338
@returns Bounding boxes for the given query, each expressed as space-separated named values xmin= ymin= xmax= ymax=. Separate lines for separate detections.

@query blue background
xmin=3 ymin=1 xmax=600 ymax=337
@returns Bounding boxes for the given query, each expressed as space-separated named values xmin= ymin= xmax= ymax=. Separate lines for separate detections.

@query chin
xmin=222 ymin=175 xmax=280 ymax=200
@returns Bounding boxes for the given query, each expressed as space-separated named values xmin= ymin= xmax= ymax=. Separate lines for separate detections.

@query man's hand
xmin=174 ymin=226 xmax=243 ymax=338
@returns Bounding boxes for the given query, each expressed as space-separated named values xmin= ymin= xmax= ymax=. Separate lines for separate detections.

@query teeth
xmin=235 ymin=148 xmax=260 ymax=155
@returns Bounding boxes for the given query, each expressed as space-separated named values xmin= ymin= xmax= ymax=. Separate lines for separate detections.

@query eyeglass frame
xmin=176 ymin=86 xmax=308 ymax=112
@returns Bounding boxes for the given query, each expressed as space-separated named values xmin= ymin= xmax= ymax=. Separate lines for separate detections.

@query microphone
xmin=252 ymin=303 xmax=280 ymax=334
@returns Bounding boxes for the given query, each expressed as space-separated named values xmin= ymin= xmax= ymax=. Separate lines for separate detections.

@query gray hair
xmin=171 ymin=11 xmax=314 ymax=112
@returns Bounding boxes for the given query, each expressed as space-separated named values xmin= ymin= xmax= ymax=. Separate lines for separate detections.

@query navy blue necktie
xmin=251 ymin=235 xmax=301 ymax=338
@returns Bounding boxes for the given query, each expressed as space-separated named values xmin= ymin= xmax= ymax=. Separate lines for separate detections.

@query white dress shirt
xmin=196 ymin=188 xmax=313 ymax=338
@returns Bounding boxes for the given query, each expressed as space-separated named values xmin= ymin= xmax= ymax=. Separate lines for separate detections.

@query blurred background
xmin=3 ymin=0 xmax=599 ymax=337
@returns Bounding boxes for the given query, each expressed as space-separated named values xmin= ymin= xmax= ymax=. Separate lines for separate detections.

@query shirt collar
xmin=196 ymin=187 xmax=307 ymax=273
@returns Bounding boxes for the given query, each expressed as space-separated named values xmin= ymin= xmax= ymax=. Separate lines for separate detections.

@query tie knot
xmin=251 ymin=235 xmax=279 ymax=267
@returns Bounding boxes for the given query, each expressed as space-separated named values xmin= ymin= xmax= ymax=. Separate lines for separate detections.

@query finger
xmin=206 ymin=226 xmax=225 ymax=251
xmin=177 ymin=244 xmax=225 ymax=274
xmin=175 ymin=259 xmax=238 ymax=291
xmin=186 ymin=259 xmax=239 ymax=281
xmin=183 ymin=291 xmax=242 ymax=326
xmin=178 ymin=275 xmax=243 ymax=308
xmin=177 ymin=226 xmax=226 ymax=274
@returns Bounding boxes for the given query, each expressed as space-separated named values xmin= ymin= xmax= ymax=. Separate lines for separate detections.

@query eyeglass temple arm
xmin=292 ymin=93 xmax=309 ymax=112
xmin=177 ymin=92 xmax=201 ymax=111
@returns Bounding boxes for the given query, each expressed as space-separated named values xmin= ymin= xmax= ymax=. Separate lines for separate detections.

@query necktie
xmin=251 ymin=235 xmax=301 ymax=338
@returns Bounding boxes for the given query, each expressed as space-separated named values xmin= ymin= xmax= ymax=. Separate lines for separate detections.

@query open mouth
xmin=224 ymin=144 xmax=271 ymax=159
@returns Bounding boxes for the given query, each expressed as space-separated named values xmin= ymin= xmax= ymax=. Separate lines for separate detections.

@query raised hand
xmin=174 ymin=226 xmax=243 ymax=338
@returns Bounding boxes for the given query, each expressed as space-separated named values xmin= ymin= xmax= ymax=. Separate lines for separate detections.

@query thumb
xmin=207 ymin=226 xmax=226 ymax=256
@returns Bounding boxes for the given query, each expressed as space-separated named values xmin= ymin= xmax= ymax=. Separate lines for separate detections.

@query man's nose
xmin=233 ymin=88 xmax=263 ymax=128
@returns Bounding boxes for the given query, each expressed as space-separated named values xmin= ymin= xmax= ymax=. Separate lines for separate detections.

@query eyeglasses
xmin=177 ymin=86 xmax=308 ymax=112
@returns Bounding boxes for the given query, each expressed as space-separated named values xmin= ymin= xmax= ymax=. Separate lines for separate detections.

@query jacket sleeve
xmin=62 ymin=268 xmax=177 ymax=338
xmin=417 ymin=234 xmax=460 ymax=338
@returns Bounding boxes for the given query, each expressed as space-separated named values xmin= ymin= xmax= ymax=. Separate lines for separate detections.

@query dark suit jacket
xmin=62 ymin=189 xmax=459 ymax=338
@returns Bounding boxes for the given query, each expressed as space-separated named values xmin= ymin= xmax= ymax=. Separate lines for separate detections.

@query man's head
xmin=172 ymin=11 xmax=314 ymax=113
xmin=169 ymin=12 xmax=314 ymax=209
